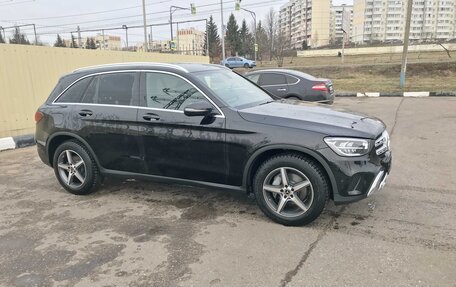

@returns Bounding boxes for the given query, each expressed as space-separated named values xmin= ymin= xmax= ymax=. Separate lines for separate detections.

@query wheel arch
xmin=285 ymin=94 xmax=302 ymax=100
xmin=242 ymin=145 xmax=337 ymax=198
xmin=47 ymin=132 xmax=101 ymax=169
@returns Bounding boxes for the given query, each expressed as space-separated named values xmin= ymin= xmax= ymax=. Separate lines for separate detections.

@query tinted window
xmin=227 ymin=58 xmax=235 ymax=62
xmin=286 ymin=75 xmax=299 ymax=84
xmin=82 ymin=73 xmax=136 ymax=106
xmin=260 ymin=73 xmax=287 ymax=86
xmin=144 ymin=73 xmax=209 ymax=111
xmin=246 ymin=74 xmax=260 ymax=84
xmin=56 ymin=77 xmax=92 ymax=103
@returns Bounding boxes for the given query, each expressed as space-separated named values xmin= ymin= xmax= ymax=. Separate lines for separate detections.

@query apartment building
xmin=175 ymin=28 xmax=205 ymax=55
xmin=94 ymin=34 xmax=121 ymax=50
xmin=278 ymin=0 xmax=331 ymax=48
xmin=353 ymin=0 xmax=456 ymax=44
xmin=330 ymin=4 xmax=353 ymax=44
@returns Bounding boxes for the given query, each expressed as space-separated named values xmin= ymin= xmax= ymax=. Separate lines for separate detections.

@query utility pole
xmin=400 ymin=0 xmax=413 ymax=89
xmin=77 ymin=26 xmax=82 ymax=48
xmin=177 ymin=22 xmax=180 ymax=54
xmin=0 ymin=26 xmax=4 ymax=42
xmin=205 ymin=19 xmax=209 ymax=57
xmin=220 ymin=0 xmax=225 ymax=61
xmin=341 ymin=5 xmax=346 ymax=64
xmin=32 ymin=24 xmax=37 ymax=45
xmin=169 ymin=6 xmax=190 ymax=53
xmin=241 ymin=8 xmax=256 ymax=62
xmin=101 ymin=29 xmax=105 ymax=50
xmin=142 ymin=0 xmax=148 ymax=52
xmin=122 ymin=25 xmax=129 ymax=49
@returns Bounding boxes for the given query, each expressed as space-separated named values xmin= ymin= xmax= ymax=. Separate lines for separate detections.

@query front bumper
xmin=318 ymin=147 xmax=392 ymax=204
xmin=367 ymin=170 xmax=388 ymax=197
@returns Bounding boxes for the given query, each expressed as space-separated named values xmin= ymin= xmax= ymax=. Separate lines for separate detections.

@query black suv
xmin=35 ymin=63 xmax=392 ymax=226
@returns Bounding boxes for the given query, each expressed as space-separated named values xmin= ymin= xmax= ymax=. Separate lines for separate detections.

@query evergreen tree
xmin=9 ymin=27 xmax=30 ymax=45
xmin=70 ymin=34 xmax=78 ymax=48
xmin=225 ymin=13 xmax=240 ymax=56
xmin=54 ymin=34 xmax=66 ymax=47
xmin=85 ymin=37 xmax=97 ymax=49
xmin=204 ymin=15 xmax=221 ymax=62
xmin=0 ymin=31 xmax=5 ymax=44
xmin=239 ymin=19 xmax=253 ymax=57
xmin=256 ymin=21 xmax=268 ymax=61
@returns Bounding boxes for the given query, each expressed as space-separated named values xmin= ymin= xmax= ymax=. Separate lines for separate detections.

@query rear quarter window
xmin=286 ymin=75 xmax=299 ymax=84
xmin=246 ymin=74 xmax=260 ymax=84
xmin=55 ymin=77 xmax=92 ymax=103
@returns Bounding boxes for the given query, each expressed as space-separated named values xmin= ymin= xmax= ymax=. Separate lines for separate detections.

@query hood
xmin=238 ymin=101 xmax=385 ymax=139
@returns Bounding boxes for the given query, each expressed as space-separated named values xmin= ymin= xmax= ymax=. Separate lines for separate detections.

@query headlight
xmin=324 ymin=137 xmax=370 ymax=157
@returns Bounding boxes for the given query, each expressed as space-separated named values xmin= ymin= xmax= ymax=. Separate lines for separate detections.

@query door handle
xmin=142 ymin=113 xmax=160 ymax=121
xmin=78 ymin=109 xmax=93 ymax=117
xmin=277 ymin=88 xmax=287 ymax=92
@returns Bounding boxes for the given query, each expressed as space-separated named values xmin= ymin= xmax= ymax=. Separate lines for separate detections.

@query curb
xmin=0 ymin=134 xmax=35 ymax=152
xmin=336 ymin=92 xmax=456 ymax=97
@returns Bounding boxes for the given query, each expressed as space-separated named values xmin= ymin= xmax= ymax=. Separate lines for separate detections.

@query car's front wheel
xmin=244 ymin=63 xmax=250 ymax=68
xmin=253 ymin=153 xmax=329 ymax=226
xmin=53 ymin=140 xmax=101 ymax=195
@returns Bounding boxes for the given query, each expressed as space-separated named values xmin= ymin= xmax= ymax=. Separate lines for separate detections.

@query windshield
xmin=192 ymin=69 xmax=273 ymax=108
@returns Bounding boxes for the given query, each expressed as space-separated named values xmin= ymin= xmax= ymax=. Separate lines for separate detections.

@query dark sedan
xmin=245 ymin=69 xmax=334 ymax=104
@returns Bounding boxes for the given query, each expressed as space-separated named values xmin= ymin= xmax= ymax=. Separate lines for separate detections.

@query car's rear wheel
xmin=225 ymin=64 xmax=230 ymax=68
xmin=253 ymin=153 xmax=329 ymax=226
xmin=53 ymin=140 xmax=101 ymax=195
xmin=244 ymin=63 xmax=249 ymax=68
xmin=287 ymin=96 xmax=300 ymax=101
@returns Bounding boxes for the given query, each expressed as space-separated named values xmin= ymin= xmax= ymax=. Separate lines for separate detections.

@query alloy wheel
xmin=262 ymin=167 xmax=314 ymax=217
xmin=57 ymin=149 xmax=86 ymax=188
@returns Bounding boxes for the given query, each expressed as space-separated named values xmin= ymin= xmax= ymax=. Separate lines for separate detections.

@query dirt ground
xmin=0 ymin=97 xmax=455 ymax=287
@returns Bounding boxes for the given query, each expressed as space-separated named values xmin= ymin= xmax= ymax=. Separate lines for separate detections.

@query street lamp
xmin=122 ymin=25 xmax=129 ymax=49
xmin=169 ymin=5 xmax=190 ymax=52
xmin=241 ymin=8 xmax=256 ymax=62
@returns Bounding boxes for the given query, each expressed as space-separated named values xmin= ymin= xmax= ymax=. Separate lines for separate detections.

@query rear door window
xmin=82 ymin=72 xmax=138 ymax=106
xmin=259 ymin=73 xmax=287 ymax=86
xmin=55 ymin=77 xmax=92 ymax=103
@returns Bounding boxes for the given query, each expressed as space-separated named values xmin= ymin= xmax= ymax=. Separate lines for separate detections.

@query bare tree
xmin=265 ymin=8 xmax=277 ymax=61
xmin=274 ymin=33 xmax=290 ymax=67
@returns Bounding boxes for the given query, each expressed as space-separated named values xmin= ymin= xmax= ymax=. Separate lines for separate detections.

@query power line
xmin=0 ymin=0 xmax=35 ymax=7
xmin=31 ymin=0 xmax=283 ymax=34
xmin=1 ymin=0 xmax=172 ymax=21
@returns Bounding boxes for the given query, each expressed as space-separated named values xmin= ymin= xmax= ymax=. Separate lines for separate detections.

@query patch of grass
xmin=292 ymin=62 xmax=456 ymax=93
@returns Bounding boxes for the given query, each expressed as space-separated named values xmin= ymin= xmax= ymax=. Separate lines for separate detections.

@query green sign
xmin=235 ymin=0 xmax=240 ymax=11
xmin=254 ymin=44 xmax=258 ymax=52
xmin=191 ymin=3 xmax=196 ymax=15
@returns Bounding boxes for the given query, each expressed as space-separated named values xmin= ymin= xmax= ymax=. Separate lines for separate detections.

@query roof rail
xmin=73 ymin=62 xmax=189 ymax=73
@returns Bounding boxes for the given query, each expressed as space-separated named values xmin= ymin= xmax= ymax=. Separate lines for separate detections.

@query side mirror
xmin=184 ymin=101 xmax=215 ymax=117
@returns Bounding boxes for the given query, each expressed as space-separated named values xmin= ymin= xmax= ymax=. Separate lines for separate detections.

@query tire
xmin=244 ymin=63 xmax=250 ymax=68
xmin=225 ymin=64 xmax=231 ymax=68
xmin=53 ymin=140 xmax=101 ymax=195
xmin=287 ymin=96 xmax=301 ymax=101
xmin=253 ymin=153 xmax=329 ymax=226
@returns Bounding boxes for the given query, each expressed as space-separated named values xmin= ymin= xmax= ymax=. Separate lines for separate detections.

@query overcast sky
xmin=0 ymin=0 xmax=353 ymax=45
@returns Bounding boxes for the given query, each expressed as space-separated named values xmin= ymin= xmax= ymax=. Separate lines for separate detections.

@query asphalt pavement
xmin=0 ymin=97 xmax=455 ymax=287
